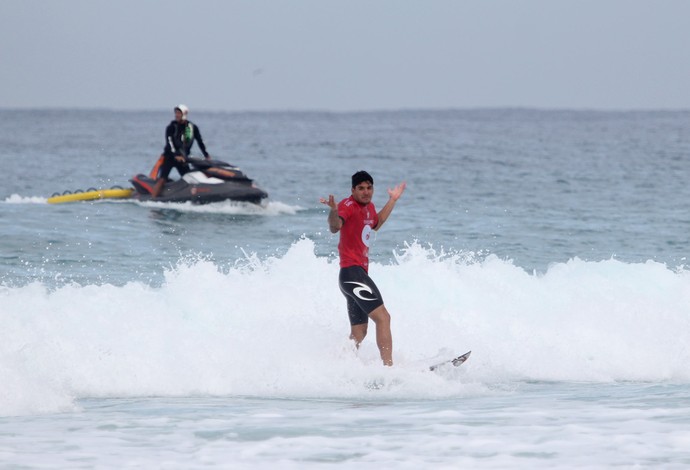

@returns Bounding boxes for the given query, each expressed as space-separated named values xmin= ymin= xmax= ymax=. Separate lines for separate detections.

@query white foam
xmin=2 ymin=239 xmax=690 ymax=416
xmin=2 ymin=193 xmax=302 ymax=216
xmin=3 ymin=194 xmax=48 ymax=204
xmin=133 ymin=199 xmax=303 ymax=215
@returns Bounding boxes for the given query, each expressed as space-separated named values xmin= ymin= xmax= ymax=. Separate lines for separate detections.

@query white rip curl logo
xmin=344 ymin=281 xmax=378 ymax=301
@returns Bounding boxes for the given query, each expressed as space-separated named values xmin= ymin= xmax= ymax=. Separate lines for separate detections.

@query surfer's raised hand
xmin=320 ymin=195 xmax=342 ymax=233
xmin=320 ymin=194 xmax=337 ymax=210
xmin=387 ymin=182 xmax=407 ymax=201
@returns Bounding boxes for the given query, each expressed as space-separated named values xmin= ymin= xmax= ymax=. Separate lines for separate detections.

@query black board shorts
xmin=339 ymin=266 xmax=384 ymax=326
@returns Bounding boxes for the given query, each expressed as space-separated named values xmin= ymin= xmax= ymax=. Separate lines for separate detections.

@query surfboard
xmin=429 ymin=350 xmax=471 ymax=371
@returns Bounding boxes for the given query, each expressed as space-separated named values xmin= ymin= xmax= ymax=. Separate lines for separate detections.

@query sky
xmin=2 ymin=0 xmax=690 ymax=112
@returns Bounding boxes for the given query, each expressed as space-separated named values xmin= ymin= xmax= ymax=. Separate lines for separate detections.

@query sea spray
xmin=3 ymin=239 xmax=690 ymax=416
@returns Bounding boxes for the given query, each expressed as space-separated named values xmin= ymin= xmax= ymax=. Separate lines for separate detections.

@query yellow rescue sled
xmin=47 ymin=187 xmax=133 ymax=204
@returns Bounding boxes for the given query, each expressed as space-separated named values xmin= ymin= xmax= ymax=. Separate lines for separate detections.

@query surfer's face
xmin=174 ymin=109 xmax=184 ymax=122
xmin=352 ymin=181 xmax=373 ymax=205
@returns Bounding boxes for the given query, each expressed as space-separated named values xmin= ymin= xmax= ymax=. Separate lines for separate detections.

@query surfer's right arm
xmin=320 ymin=195 xmax=343 ymax=233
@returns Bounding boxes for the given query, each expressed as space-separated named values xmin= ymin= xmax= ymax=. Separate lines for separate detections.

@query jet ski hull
xmin=130 ymin=174 xmax=268 ymax=205
xmin=130 ymin=158 xmax=268 ymax=205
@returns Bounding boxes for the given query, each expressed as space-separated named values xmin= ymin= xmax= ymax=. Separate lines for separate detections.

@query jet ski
xmin=130 ymin=157 xmax=268 ymax=204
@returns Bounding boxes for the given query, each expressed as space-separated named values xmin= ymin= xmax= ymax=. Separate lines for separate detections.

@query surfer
xmin=152 ymin=104 xmax=211 ymax=198
xmin=320 ymin=171 xmax=406 ymax=366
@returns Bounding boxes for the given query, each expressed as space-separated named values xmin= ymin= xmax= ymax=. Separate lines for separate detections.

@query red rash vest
xmin=337 ymin=196 xmax=379 ymax=271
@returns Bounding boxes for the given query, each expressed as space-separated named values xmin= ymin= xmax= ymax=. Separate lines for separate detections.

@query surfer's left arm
xmin=374 ymin=182 xmax=406 ymax=231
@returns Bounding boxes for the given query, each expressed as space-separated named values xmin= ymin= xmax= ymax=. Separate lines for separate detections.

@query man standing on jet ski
xmin=152 ymin=104 xmax=212 ymax=198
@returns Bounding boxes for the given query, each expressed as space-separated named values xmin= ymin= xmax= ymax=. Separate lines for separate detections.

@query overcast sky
xmin=2 ymin=0 xmax=689 ymax=112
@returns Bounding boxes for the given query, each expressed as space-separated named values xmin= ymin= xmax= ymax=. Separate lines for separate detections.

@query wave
xmin=2 ymin=239 xmax=690 ymax=416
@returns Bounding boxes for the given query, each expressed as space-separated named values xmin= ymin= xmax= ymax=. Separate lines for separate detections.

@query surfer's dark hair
xmin=352 ymin=171 xmax=373 ymax=188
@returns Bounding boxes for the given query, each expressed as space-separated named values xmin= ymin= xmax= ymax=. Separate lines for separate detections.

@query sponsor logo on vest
xmin=361 ymin=225 xmax=372 ymax=247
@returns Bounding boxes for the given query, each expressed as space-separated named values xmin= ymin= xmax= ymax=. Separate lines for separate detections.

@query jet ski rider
xmin=151 ymin=104 xmax=211 ymax=198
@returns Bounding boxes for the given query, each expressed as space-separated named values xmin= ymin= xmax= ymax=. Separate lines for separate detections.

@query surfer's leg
xmin=347 ymin=296 xmax=368 ymax=347
xmin=339 ymin=266 xmax=387 ymax=363
xmin=350 ymin=323 xmax=368 ymax=347
xmin=369 ymin=305 xmax=393 ymax=366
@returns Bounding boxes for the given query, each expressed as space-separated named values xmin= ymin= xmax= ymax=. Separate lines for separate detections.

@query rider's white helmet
xmin=175 ymin=104 xmax=189 ymax=119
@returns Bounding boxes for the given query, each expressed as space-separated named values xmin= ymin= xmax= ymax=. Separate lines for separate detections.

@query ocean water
xmin=2 ymin=108 xmax=690 ymax=468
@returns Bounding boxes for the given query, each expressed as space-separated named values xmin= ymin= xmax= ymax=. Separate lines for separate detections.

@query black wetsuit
xmin=159 ymin=120 xmax=209 ymax=180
